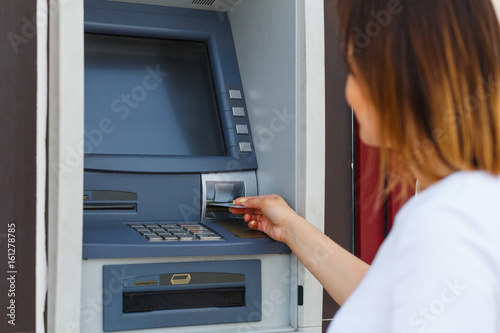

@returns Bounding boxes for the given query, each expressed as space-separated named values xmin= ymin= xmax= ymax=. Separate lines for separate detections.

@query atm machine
xmin=80 ymin=1 xmax=325 ymax=332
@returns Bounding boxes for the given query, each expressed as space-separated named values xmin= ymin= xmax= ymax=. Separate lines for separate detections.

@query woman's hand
xmin=232 ymin=194 xmax=370 ymax=306
xmin=230 ymin=194 xmax=297 ymax=244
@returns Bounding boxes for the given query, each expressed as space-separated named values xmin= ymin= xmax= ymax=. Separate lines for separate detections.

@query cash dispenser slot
xmin=103 ymin=260 xmax=261 ymax=332
xmin=123 ymin=287 xmax=245 ymax=312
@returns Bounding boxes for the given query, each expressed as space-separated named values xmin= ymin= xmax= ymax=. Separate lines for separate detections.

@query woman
xmin=231 ymin=0 xmax=500 ymax=332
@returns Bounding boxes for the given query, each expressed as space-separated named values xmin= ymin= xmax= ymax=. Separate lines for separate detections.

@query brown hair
xmin=337 ymin=0 xmax=500 ymax=195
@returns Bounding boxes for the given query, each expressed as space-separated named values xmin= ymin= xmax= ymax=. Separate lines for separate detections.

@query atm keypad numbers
xmin=128 ymin=223 xmax=223 ymax=242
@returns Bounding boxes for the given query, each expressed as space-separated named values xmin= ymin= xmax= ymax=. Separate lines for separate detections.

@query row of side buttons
xmin=229 ymin=90 xmax=252 ymax=153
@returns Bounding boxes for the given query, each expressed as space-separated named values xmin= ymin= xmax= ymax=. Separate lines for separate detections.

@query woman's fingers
xmin=243 ymin=213 xmax=267 ymax=223
xmin=234 ymin=195 xmax=280 ymax=209
xmin=229 ymin=207 xmax=262 ymax=215
xmin=248 ymin=220 xmax=258 ymax=229
xmin=229 ymin=205 xmax=265 ymax=225
xmin=232 ymin=195 xmax=290 ymax=241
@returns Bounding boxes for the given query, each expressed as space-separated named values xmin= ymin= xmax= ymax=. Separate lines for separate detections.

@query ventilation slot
xmin=192 ymin=0 xmax=216 ymax=5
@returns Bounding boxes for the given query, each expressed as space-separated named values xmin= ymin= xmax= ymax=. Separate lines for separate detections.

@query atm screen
xmin=84 ymin=34 xmax=226 ymax=157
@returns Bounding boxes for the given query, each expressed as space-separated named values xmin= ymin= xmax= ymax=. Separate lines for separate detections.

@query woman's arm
xmin=231 ymin=195 xmax=370 ymax=306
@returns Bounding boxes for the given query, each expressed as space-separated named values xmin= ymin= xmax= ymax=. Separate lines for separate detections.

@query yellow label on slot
xmin=171 ymin=273 xmax=191 ymax=285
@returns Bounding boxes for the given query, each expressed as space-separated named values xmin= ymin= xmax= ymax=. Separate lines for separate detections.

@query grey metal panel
xmin=228 ymin=0 xmax=297 ymax=209
xmin=81 ymin=254 xmax=293 ymax=333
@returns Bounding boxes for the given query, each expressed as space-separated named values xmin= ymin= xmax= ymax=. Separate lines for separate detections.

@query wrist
xmin=281 ymin=211 xmax=303 ymax=246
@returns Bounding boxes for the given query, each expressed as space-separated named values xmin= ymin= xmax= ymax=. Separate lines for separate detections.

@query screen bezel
xmin=84 ymin=0 xmax=257 ymax=173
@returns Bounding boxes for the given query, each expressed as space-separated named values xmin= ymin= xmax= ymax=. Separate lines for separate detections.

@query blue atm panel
xmin=82 ymin=173 xmax=290 ymax=258
xmin=103 ymin=260 xmax=262 ymax=331
xmin=83 ymin=220 xmax=290 ymax=258
xmin=82 ymin=1 xmax=291 ymax=258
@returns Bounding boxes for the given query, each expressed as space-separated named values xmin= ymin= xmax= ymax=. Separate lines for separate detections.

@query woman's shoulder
xmin=372 ymin=171 xmax=500 ymax=333
xmin=388 ymin=170 xmax=500 ymax=280
xmin=397 ymin=170 xmax=500 ymax=228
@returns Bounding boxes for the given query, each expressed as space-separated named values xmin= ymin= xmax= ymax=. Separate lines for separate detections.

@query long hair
xmin=337 ymin=0 xmax=500 ymax=195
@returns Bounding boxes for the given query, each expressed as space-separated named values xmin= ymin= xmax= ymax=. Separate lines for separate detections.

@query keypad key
xmin=190 ymin=230 xmax=214 ymax=235
xmin=171 ymin=231 xmax=189 ymax=235
xmin=184 ymin=227 xmax=205 ymax=232
xmin=145 ymin=235 xmax=163 ymax=241
xmin=196 ymin=234 xmax=222 ymax=240
xmin=177 ymin=235 xmax=194 ymax=241
xmin=161 ymin=235 xmax=178 ymax=241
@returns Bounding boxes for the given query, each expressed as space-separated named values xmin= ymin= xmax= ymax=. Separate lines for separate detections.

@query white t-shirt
xmin=328 ymin=171 xmax=500 ymax=333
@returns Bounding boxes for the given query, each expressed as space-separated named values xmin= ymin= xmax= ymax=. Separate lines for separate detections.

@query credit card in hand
xmin=208 ymin=202 xmax=241 ymax=208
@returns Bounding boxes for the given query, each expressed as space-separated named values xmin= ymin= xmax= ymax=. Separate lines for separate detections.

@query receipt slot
xmin=80 ymin=1 xmax=325 ymax=332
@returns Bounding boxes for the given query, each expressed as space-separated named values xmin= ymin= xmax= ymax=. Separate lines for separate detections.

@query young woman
xmin=231 ymin=0 xmax=500 ymax=332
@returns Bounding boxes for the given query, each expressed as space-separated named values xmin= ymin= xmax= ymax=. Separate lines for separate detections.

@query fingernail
xmin=249 ymin=221 xmax=256 ymax=227
xmin=239 ymin=198 xmax=247 ymax=203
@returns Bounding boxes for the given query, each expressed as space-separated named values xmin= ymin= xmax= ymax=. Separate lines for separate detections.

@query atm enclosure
xmin=80 ymin=1 xmax=325 ymax=332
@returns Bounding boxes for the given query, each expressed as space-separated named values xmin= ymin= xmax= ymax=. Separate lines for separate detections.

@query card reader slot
xmin=84 ymin=203 xmax=137 ymax=211
xmin=123 ymin=287 xmax=245 ymax=313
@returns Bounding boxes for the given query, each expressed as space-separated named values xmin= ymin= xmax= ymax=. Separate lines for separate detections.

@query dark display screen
xmin=84 ymin=34 xmax=226 ymax=157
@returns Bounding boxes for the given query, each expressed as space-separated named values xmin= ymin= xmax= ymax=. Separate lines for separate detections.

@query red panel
xmin=354 ymin=122 xmax=385 ymax=264
xmin=354 ymin=122 xmax=412 ymax=263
